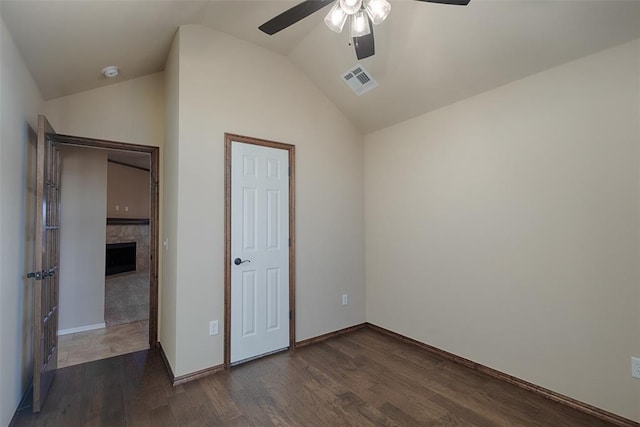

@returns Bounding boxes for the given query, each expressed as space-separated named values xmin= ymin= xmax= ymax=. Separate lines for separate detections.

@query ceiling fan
xmin=259 ymin=0 xmax=470 ymax=60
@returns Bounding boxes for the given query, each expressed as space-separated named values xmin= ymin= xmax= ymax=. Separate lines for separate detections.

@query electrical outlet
xmin=632 ymin=357 xmax=640 ymax=379
xmin=209 ymin=320 xmax=219 ymax=336
xmin=342 ymin=294 xmax=348 ymax=306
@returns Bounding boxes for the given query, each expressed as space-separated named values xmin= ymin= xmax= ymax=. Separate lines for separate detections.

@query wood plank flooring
xmin=13 ymin=328 xmax=617 ymax=426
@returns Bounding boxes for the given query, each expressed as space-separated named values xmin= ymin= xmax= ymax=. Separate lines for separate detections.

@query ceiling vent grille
xmin=342 ymin=64 xmax=378 ymax=96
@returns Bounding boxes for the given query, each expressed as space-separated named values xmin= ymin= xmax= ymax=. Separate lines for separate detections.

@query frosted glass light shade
xmin=350 ymin=10 xmax=371 ymax=38
xmin=325 ymin=2 xmax=348 ymax=32
xmin=340 ymin=0 xmax=363 ymax=15
xmin=364 ymin=0 xmax=391 ymax=25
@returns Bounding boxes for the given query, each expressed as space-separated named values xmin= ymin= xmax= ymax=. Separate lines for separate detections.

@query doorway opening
xmin=54 ymin=134 xmax=159 ymax=368
xmin=224 ymin=133 xmax=296 ymax=369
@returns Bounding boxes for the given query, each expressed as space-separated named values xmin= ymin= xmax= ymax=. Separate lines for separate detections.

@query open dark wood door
xmin=31 ymin=115 xmax=61 ymax=412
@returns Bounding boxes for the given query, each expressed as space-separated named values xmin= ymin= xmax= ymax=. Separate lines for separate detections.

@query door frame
xmin=224 ymin=133 xmax=296 ymax=369
xmin=52 ymin=133 xmax=160 ymax=347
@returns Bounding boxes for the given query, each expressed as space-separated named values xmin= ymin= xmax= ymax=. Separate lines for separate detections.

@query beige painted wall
xmin=164 ymin=25 xmax=365 ymax=376
xmin=43 ymin=72 xmax=164 ymax=147
xmin=161 ymin=29 xmax=180 ymax=370
xmin=43 ymin=71 xmax=165 ymax=355
xmin=0 ymin=17 xmax=44 ymax=427
xmin=58 ymin=146 xmax=108 ymax=331
xmin=364 ymin=39 xmax=640 ymax=422
xmin=107 ymin=162 xmax=150 ymax=218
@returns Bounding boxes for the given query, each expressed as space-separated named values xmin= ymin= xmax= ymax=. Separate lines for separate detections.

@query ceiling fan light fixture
xmin=350 ymin=9 xmax=371 ymax=38
xmin=260 ymin=0 xmax=470 ymax=60
xmin=324 ymin=2 xmax=348 ymax=33
xmin=340 ymin=0 xmax=363 ymax=15
xmin=364 ymin=0 xmax=391 ymax=25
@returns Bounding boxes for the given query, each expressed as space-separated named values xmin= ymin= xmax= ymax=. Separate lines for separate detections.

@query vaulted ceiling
xmin=2 ymin=0 xmax=639 ymax=133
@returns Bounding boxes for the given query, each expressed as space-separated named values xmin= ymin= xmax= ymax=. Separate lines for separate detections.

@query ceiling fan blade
xmin=353 ymin=26 xmax=375 ymax=60
xmin=259 ymin=0 xmax=335 ymax=35
xmin=413 ymin=0 xmax=470 ymax=5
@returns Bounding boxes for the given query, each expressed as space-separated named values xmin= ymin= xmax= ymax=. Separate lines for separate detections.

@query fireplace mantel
xmin=106 ymin=218 xmax=149 ymax=225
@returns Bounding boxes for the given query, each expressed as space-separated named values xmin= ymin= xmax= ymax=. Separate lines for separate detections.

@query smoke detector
xmin=101 ymin=65 xmax=119 ymax=78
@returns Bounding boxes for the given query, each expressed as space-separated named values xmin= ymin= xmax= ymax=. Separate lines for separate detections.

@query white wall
xmin=0 ymin=17 xmax=44 ymax=427
xmin=58 ymin=146 xmax=107 ymax=332
xmin=164 ymin=25 xmax=365 ymax=376
xmin=365 ymin=39 xmax=640 ymax=422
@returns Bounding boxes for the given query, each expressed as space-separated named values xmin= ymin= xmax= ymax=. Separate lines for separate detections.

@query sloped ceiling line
xmin=2 ymin=0 xmax=639 ymax=133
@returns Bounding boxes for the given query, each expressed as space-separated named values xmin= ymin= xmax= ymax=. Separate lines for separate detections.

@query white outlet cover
xmin=209 ymin=320 xmax=219 ymax=336
xmin=632 ymin=357 xmax=640 ymax=379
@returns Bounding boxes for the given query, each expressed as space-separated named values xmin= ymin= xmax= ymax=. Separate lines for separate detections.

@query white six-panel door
xmin=231 ymin=141 xmax=289 ymax=364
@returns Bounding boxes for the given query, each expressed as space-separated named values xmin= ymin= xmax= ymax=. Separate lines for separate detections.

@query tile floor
xmin=58 ymin=320 xmax=149 ymax=368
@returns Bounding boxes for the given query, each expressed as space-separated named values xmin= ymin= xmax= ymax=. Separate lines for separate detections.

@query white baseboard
xmin=57 ymin=322 xmax=106 ymax=336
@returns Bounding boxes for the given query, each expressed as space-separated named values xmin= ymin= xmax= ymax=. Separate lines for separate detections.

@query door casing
xmin=224 ymin=133 xmax=296 ymax=369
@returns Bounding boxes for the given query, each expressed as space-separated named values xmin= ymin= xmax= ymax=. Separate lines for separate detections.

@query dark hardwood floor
xmin=13 ymin=328 xmax=617 ymax=426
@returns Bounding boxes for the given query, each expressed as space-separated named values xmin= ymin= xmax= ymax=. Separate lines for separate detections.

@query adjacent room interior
xmin=56 ymin=149 xmax=152 ymax=368
xmin=1 ymin=0 xmax=639 ymax=426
